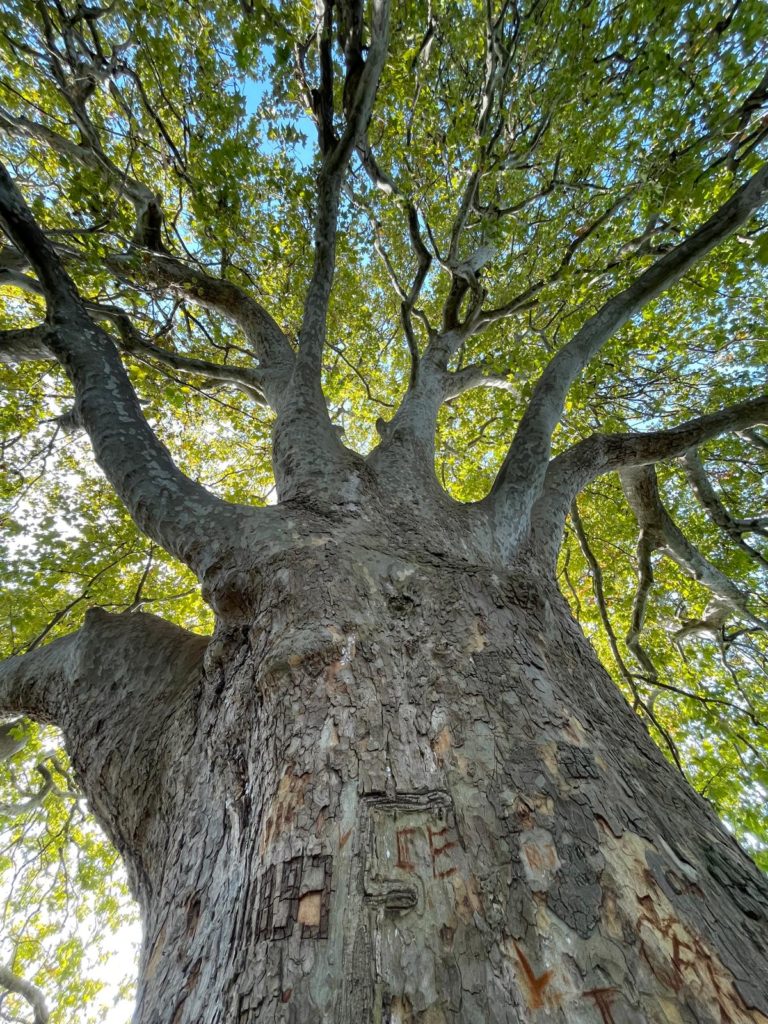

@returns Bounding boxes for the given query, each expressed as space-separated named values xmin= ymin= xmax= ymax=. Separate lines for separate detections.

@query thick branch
xmin=0 ymin=109 xmax=294 ymax=391
xmin=0 ymin=608 xmax=210 ymax=892
xmin=529 ymin=395 xmax=768 ymax=565
xmin=272 ymin=1 xmax=390 ymax=500
xmin=0 ymin=608 xmax=207 ymax=731
xmin=0 ymin=630 xmax=80 ymax=721
xmin=740 ymin=426 xmax=768 ymax=450
xmin=0 ymin=244 xmax=293 ymax=397
xmin=298 ymin=0 xmax=390 ymax=372
xmin=548 ymin=394 xmax=768 ymax=517
xmin=620 ymin=465 xmax=766 ymax=629
xmin=0 ymin=162 xmax=233 ymax=569
xmin=625 ymin=528 xmax=661 ymax=681
xmin=76 ymin=250 xmax=293 ymax=396
xmin=0 ymin=318 xmax=267 ymax=404
xmin=0 ymin=964 xmax=49 ymax=1024
xmin=401 ymin=205 xmax=431 ymax=388
xmin=443 ymin=363 xmax=518 ymax=400
xmin=0 ymin=326 xmax=54 ymax=363
xmin=489 ymin=163 xmax=768 ymax=553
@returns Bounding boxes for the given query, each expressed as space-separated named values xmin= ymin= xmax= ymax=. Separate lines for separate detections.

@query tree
xmin=1 ymin=0 xmax=767 ymax=1019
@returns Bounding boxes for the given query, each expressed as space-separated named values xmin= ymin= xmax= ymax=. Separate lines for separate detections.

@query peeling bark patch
xmin=271 ymin=855 xmax=302 ymax=940
xmin=431 ymin=726 xmax=452 ymax=766
xmin=556 ymin=742 xmax=598 ymax=780
xmin=260 ymin=771 xmax=310 ymax=852
xmin=184 ymin=897 xmax=201 ymax=938
xmin=519 ymin=828 xmax=560 ymax=892
xmin=298 ymin=891 xmax=322 ymax=927
xmin=450 ymin=872 xmax=483 ymax=923
xmin=144 ymin=920 xmax=167 ymax=981
xmin=301 ymin=854 xmax=332 ymax=938
xmin=545 ymin=797 xmax=602 ymax=936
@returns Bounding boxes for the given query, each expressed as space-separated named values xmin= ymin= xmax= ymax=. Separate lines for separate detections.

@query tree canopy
xmin=0 ymin=0 xmax=767 ymax=1019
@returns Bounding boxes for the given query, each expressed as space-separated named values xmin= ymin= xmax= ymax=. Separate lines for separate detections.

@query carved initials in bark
xmin=512 ymin=942 xmax=554 ymax=1010
xmin=362 ymin=792 xmax=462 ymax=907
xmin=583 ymin=986 xmax=618 ymax=1024
xmin=427 ymin=825 xmax=458 ymax=879
xmin=395 ymin=826 xmax=417 ymax=870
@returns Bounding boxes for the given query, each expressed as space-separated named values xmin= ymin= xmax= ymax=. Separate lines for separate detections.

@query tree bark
xmin=36 ymin=527 xmax=768 ymax=1024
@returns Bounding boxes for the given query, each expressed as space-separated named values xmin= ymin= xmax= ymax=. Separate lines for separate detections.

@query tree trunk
xmin=58 ymin=535 xmax=768 ymax=1024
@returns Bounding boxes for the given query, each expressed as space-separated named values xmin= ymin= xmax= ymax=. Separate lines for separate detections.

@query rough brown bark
xmin=32 ymin=520 xmax=768 ymax=1024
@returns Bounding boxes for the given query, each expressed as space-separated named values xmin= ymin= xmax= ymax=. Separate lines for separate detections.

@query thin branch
xmin=90 ymin=304 xmax=270 ymax=405
xmin=22 ymin=546 xmax=132 ymax=653
xmin=570 ymin=500 xmax=685 ymax=770
xmin=569 ymin=500 xmax=636 ymax=690
xmin=125 ymin=547 xmax=155 ymax=612
xmin=0 ymin=104 xmax=165 ymax=249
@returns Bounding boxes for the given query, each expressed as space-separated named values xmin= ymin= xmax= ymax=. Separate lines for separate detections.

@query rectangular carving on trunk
xmin=254 ymin=853 xmax=332 ymax=941
xmin=255 ymin=863 xmax=276 ymax=940
xmin=272 ymin=855 xmax=303 ymax=940
xmin=361 ymin=791 xmax=461 ymax=908
xmin=300 ymin=854 xmax=332 ymax=939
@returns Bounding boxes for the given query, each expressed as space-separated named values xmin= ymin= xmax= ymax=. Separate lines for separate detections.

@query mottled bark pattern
xmin=55 ymin=530 xmax=768 ymax=1023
